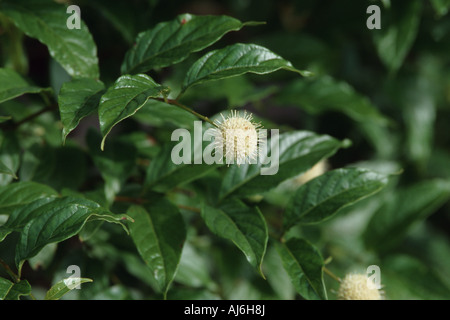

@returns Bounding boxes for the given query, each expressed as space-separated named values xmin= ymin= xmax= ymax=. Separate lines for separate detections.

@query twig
xmin=154 ymin=98 xmax=218 ymax=127
xmin=15 ymin=104 xmax=57 ymax=127
xmin=0 ymin=104 xmax=57 ymax=131
xmin=0 ymin=259 xmax=19 ymax=283
xmin=177 ymin=204 xmax=201 ymax=213
xmin=323 ymin=266 xmax=341 ymax=283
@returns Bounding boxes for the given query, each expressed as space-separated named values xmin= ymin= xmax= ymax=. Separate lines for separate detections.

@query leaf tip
xmin=100 ymin=137 xmax=106 ymax=151
xmin=342 ymin=138 xmax=352 ymax=148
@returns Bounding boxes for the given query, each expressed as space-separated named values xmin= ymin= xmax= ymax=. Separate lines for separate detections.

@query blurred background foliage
xmin=1 ymin=0 xmax=450 ymax=300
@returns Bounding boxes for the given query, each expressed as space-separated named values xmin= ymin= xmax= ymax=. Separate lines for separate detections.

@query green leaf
xmin=98 ymin=74 xmax=168 ymax=150
xmin=0 ymin=197 xmax=56 ymax=242
xmin=181 ymin=43 xmax=310 ymax=93
xmin=0 ymin=277 xmax=12 ymax=299
xmin=58 ymin=78 xmax=105 ymax=144
xmin=0 ymin=181 xmax=58 ymax=215
xmin=276 ymin=76 xmax=388 ymax=125
xmin=283 ymin=168 xmax=389 ymax=230
xmin=201 ymin=199 xmax=268 ymax=278
xmin=364 ymin=180 xmax=450 ymax=252
xmin=121 ymin=14 xmax=262 ymax=74
xmin=127 ymin=199 xmax=186 ymax=297
xmin=14 ymin=196 xmax=132 ymax=269
xmin=145 ymin=141 xmax=219 ymax=193
xmin=373 ymin=0 xmax=422 ymax=72
xmin=276 ymin=238 xmax=327 ymax=300
xmin=219 ymin=131 xmax=349 ymax=199
xmin=0 ymin=278 xmax=31 ymax=300
xmin=0 ymin=68 xmax=50 ymax=104
xmin=45 ymin=277 xmax=93 ymax=300
xmin=0 ymin=0 xmax=99 ymax=78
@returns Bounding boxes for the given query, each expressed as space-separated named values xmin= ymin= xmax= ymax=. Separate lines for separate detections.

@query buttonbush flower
xmin=210 ymin=110 xmax=263 ymax=165
xmin=337 ymin=273 xmax=383 ymax=300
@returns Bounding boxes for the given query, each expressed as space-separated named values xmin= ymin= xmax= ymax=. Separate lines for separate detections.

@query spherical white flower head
xmin=211 ymin=110 xmax=262 ymax=165
xmin=337 ymin=273 xmax=382 ymax=300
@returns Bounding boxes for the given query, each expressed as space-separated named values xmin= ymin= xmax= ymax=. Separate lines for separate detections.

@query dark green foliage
xmin=0 ymin=0 xmax=449 ymax=300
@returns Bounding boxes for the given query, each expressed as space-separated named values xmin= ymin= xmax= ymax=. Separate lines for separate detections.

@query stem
xmin=15 ymin=104 xmax=57 ymax=127
xmin=0 ymin=104 xmax=57 ymax=131
xmin=323 ymin=266 xmax=341 ymax=283
xmin=0 ymin=259 xmax=19 ymax=283
xmin=177 ymin=204 xmax=201 ymax=213
xmin=156 ymin=98 xmax=218 ymax=127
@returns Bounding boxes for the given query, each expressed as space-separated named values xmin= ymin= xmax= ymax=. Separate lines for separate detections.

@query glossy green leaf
xmin=58 ymin=78 xmax=105 ymax=143
xmin=201 ymin=199 xmax=268 ymax=277
xmin=276 ymin=76 xmax=388 ymax=125
xmin=219 ymin=131 xmax=349 ymax=199
xmin=98 ymin=74 xmax=168 ymax=150
xmin=127 ymin=199 xmax=186 ymax=296
xmin=0 ymin=197 xmax=56 ymax=242
xmin=181 ymin=43 xmax=310 ymax=93
xmin=283 ymin=168 xmax=389 ymax=230
xmin=14 ymin=196 xmax=132 ymax=269
xmin=276 ymin=238 xmax=327 ymax=300
xmin=121 ymin=14 xmax=262 ymax=74
xmin=0 ymin=68 xmax=50 ymax=104
xmin=0 ymin=277 xmax=12 ymax=299
xmin=0 ymin=181 xmax=58 ymax=215
xmin=364 ymin=180 xmax=450 ymax=252
xmin=0 ymin=278 xmax=31 ymax=300
xmin=45 ymin=277 xmax=93 ymax=300
xmin=0 ymin=0 xmax=99 ymax=78
xmin=373 ymin=0 xmax=422 ymax=72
